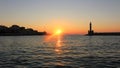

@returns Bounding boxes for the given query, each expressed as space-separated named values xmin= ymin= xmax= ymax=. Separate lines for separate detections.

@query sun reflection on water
xmin=43 ymin=34 xmax=65 ymax=66
xmin=44 ymin=29 xmax=63 ymax=55
xmin=55 ymin=36 xmax=62 ymax=55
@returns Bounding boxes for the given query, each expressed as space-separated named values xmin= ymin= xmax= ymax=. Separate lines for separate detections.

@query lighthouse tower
xmin=88 ymin=22 xmax=94 ymax=35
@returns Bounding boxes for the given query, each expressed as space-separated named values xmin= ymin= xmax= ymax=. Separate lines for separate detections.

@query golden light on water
xmin=55 ymin=37 xmax=62 ymax=54
xmin=44 ymin=28 xmax=63 ymax=54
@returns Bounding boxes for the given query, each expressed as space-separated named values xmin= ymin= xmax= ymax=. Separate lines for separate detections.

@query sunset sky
xmin=0 ymin=0 xmax=120 ymax=34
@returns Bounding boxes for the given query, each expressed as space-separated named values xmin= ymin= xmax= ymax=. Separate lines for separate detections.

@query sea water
xmin=0 ymin=35 xmax=120 ymax=68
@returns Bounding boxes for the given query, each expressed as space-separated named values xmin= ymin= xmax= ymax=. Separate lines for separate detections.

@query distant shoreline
xmin=87 ymin=22 xmax=120 ymax=36
xmin=86 ymin=32 xmax=120 ymax=36
xmin=0 ymin=33 xmax=47 ymax=36
xmin=0 ymin=25 xmax=47 ymax=36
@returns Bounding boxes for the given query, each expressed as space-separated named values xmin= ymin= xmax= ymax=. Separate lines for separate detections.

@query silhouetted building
xmin=86 ymin=22 xmax=120 ymax=36
xmin=88 ymin=22 xmax=94 ymax=35
xmin=0 ymin=25 xmax=47 ymax=36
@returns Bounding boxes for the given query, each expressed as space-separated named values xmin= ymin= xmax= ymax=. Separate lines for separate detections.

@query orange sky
xmin=0 ymin=0 xmax=120 ymax=35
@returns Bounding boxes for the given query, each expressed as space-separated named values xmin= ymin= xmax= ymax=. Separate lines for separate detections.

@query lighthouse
xmin=88 ymin=22 xmax=94 ymax=35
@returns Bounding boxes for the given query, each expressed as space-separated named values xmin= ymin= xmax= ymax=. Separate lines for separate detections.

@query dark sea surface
xmin=0 ymin=35 xmax=120 ymax=68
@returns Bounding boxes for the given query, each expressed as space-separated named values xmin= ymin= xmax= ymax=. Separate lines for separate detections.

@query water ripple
xmin=0 ymin=36 xmax=120 ymax=68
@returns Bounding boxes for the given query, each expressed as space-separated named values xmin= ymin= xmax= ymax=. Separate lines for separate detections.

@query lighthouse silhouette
xmin=88 ymin=22 xmax=94 ymax=35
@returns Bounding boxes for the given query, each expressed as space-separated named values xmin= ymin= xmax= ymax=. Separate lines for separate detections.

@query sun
xmin=55 ymin=29 xmax=62 ymax=35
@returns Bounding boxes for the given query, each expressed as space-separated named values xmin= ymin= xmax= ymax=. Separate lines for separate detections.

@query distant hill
xmin=0 ymin=25 xmax=47 ymax=36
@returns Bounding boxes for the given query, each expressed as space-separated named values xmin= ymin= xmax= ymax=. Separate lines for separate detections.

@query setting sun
xmin=55 ymin=29 xmax=62 ymax=35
